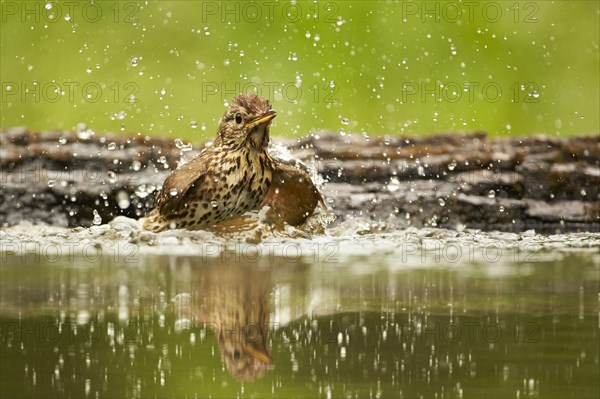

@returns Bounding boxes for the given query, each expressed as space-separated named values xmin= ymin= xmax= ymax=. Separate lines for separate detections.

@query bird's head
xmin=216 ymin=93 xmax=276 ymax=151
xmin=217 ymin=325 xmax=273 ymax=382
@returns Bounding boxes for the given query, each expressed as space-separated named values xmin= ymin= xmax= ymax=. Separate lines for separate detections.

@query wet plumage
xmin=143 ymin=94 xmax=276 ymax=232
xmin=261 ymin=162 xmax=325 ymax=226
xmin=142 ymin=93 xmax=324 ymax=232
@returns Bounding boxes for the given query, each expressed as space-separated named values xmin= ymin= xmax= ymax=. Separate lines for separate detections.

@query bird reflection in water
xmin=177 ymin=259 xmax=274 ymax=382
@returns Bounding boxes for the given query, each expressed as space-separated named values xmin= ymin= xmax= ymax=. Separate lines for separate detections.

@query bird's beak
xmin=245 ymin=110 xmax=276 ymax=129
xmin=245 ymin=343 xmax=273 ymax=365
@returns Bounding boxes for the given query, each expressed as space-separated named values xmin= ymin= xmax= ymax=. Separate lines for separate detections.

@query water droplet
xmin=77 ymin=128 xmax=94 ymax=140
xmin=417 ymin=165 xmax=426 ymax=176
xmin=45 ymin=3 xmax=52 ymax=10
xmin=387 ymin=177 xmax=401 ymax=192
xmin=47 ymin=180 xmax=56 ymax=187
xmin=174 ymin=138 xmax=193 ymax=152
xmin=341 ymin=118 xmax=349 ymax=125
xmin=116 ymin=191 xmax=131 ymax=209
xmin=131 ymin=161 xmax=141 ymax=171
xmin=92 ymin=210 xmax=102 ymax=225
xmin=160 ymin=88 xmax=166 ymax=96
xmin=487 ymin=190 xmax=496 ymax=198
xmin=107 ymin=171 xmax=117 ymax=183
xmin=447 ymin=160 xmax=457 ymax=171
xmin=170 ymin=188 xmax=178 ymax=197
xmin=131 ymin=57 xmax=139 ymax=67
xmin=107 ymin=142 xmax=117 ymax=151
xmin=58 ymin=137 xmax=67 ymax=145
xmin=438 ymin=198 xmax=446 ymax=206
xmin=135 ymin=184 xmax=153 ymax=198
xmin=580 ymin=188 xmax=587 ymax=196
xmin=288 ymin=52 xmax=298 ymax=61
xmin=190 ymin=120 xmax=198 ymax=129
xmin=210 ymin=200 xmax=218 ymax=208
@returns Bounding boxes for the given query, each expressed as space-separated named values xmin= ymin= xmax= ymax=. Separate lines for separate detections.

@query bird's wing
xmin=275 ymin=162 xmax=326 ymax=208
xmin=156 ymin=155 xmax=209 ymax=215
xmin=260 ymin=162 xmax=326 ymax=226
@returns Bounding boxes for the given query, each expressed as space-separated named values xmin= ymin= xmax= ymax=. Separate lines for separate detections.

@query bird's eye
xmin=234 ymin=113 xmax=243 ymax=125
xmin=233 ymin=350 xmax=241 ymax=361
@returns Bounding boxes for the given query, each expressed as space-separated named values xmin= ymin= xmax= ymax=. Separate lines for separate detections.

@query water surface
xmin=1 ymin=223 xmax=598 ymax=398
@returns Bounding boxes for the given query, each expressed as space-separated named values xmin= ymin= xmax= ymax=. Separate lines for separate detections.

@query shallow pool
xmin=1 ymin=221 xmax=599 ymax=398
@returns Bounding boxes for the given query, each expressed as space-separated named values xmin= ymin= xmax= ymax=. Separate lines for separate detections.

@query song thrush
xmin=143 ymin=93 xmax=323 ymax=232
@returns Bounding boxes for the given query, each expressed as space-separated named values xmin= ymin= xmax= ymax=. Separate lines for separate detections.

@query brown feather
xmin=156 ymin=154 xmax=209 ymax=215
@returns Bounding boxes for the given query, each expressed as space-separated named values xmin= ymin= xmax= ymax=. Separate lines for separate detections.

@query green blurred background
xmin=1 ymin=0 xmax=598 ymax=140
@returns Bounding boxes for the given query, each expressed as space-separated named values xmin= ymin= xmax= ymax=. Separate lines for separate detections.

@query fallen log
xmin=1 ymin=127 xmax=598 ymax=233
